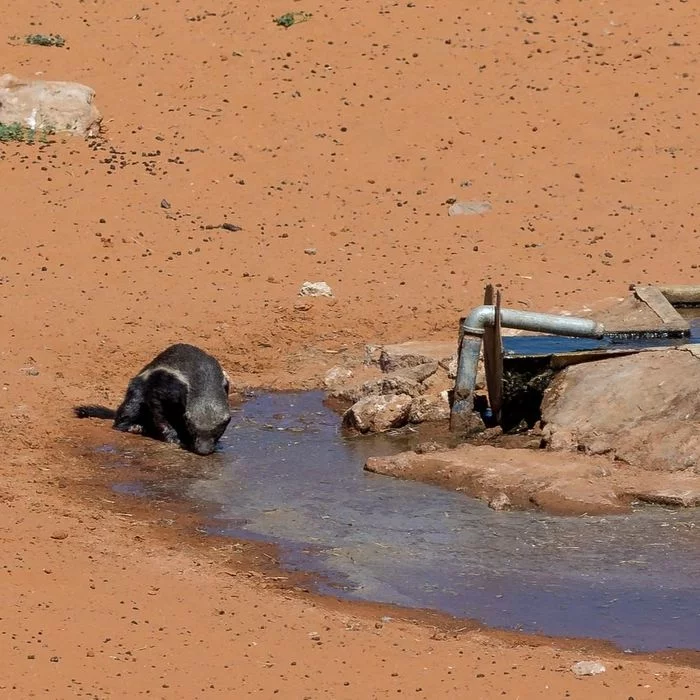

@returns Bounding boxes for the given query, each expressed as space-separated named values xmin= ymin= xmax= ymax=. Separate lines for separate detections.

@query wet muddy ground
xmin=90 ymin=390 xmax=700 ymax=653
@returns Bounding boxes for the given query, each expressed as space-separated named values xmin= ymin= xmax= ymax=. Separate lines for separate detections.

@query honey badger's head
xmin=184 ymin=370 xmax=232 ymax=456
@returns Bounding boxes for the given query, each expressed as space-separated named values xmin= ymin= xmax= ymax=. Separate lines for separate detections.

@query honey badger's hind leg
xmin=138 ymin=369 xmax=188 ymax=446
xmin=113 ymin=376 xmax=148 ymax=435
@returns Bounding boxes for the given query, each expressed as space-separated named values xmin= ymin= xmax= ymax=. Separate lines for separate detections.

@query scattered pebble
xmin=160 ymin=198 xmax=171 ymax=209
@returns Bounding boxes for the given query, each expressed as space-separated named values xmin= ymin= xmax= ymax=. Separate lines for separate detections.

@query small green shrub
xmin=25 ymin=33 xmax=65 ymax=47
xmin=273 ymin=12 xmax=312 ymax=28
xmin=0 ymin=122 xmax=54 ymax=143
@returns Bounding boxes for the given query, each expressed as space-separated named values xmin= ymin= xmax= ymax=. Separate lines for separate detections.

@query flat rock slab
xmin=365 ymin=444 xmax=700 ymax=515
xmin=541 ymin=348 xmax=700 ymax=471
xmin=591 ymin=292 xmax=684 ymax=333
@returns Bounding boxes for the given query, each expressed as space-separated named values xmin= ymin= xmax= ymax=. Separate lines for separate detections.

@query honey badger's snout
xmin=74 ymin=343 xmax=232 ymax=456
xmin=185 ymin=403 xmax=232 ymax=456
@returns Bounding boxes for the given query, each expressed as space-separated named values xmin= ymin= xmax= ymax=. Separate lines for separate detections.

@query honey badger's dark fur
xmin=75 ymin=343 xmax=231 ymax=456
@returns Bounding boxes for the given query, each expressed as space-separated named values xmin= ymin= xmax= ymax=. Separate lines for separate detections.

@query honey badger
xmin=74 ymin=343 xmax=232 ymax=456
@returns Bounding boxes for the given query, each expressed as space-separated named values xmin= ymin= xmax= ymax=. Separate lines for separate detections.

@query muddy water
xmin=106 ymin=390 xmax=700 ymax=653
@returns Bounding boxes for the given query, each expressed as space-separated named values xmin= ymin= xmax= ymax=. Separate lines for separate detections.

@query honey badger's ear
xmin=222 ymin=370 xmax=231 ymax=394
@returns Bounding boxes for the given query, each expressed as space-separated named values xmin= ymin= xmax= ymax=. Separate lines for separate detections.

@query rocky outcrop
xmin=378 ymin=341 xmax=457 ymax=374
xmin=541 ymin=347 xmax=700 ymax=472
xmin=329 ymin=340 xmax=483 ymax=434
xmin=330 ymin=361 xmax=439 ymax=403
xmin=0 ymin=73 xmax=101 ymax=137
xmin=365 ymin=443 xmax=700 ymax=515
xmin=342 ymin=394 xmax=413 ymax=433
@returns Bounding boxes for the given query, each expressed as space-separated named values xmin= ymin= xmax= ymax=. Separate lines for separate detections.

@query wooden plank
xmin=492 ymin=289 xmax=503 ymax=423
xmin=655 ymin=285 xmax=700 ymax=305
xmin=482 ymin=285 xmax=503 ymax=424
xmin=633 ymin=285 xmax=689 ymax=330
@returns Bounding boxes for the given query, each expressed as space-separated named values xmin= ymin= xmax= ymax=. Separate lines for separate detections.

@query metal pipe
xmin=450 ymin=306 xmax=605 ymax=433
xmin=463 ymin=305 xmax=605 ymax=339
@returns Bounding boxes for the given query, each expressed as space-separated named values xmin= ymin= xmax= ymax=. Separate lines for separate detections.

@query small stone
xmin=160 ymin=198 xmax=171 ymax=209
xmin=50 ymin=531 xmax=68 ymax=540
xmin=324 ymin=366 xmax=353 ymax=388
xmin=299 ymin=281 xmax=333 ymax=297
xmin=571 ymin=660 xmax=606 ymax=676
xmin=221 ymin=222 xmax=242 ymax=232
xmin=364 ymin=344 xmax=383 ymax=365
xmin=488 ymin=493 xmax=511 ymax=511
xmin=304 ymin=247 xmax=317 ymax=255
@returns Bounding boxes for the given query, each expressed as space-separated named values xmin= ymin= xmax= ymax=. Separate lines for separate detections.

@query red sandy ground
xmin=2 ymin=0 xmax=699 ymax=696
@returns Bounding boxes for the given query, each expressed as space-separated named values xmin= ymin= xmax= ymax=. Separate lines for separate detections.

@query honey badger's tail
xmin=74 ymin=405 xmax=117 ymax=420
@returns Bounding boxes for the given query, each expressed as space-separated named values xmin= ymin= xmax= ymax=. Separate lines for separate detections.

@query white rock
xmin=571 ymin=660 xmax=606 ymax=676
xmin=299 ymin=281 xmax=333 ymax=297
xmin=447 ymin=200 xmax=492 ymax=216
xmin=324 ymin=366 xmax=353 ymax=388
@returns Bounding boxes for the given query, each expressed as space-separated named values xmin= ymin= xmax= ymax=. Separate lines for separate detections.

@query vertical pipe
xmin=449 ymin=330 xmax=483 ymax=432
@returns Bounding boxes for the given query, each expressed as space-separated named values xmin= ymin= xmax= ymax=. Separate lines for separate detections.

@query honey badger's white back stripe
xmin=137 ymin=365 xmax=190 ymax=388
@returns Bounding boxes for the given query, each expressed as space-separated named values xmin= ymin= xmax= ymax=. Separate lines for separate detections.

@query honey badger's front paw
xmin=158 ymin=424 xmax=182 ymax=445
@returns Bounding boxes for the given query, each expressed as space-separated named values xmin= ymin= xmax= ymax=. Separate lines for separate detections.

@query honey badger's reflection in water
xmin=74 ymin=344 xmax=232 ymax=456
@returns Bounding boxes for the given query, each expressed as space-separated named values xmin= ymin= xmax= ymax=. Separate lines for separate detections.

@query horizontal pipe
xmin=462 ymin=305 xmax=605 ymax=339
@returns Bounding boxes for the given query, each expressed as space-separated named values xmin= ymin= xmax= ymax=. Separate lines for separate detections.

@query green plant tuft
xmin=273 ymin=12 xmax=312 ymax=28
xmin=25 ymin=33 xmax=66 ymax=47
xmin=0 ymin=122 xmax=54 ymax=143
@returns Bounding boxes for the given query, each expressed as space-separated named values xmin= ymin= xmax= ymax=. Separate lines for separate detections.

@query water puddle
xmin=98 ymin=390 xmax=700 ymax=653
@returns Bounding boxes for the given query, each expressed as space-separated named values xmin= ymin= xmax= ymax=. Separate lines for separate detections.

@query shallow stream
xmin=103 ymin=388 xmax=700 ymax=653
